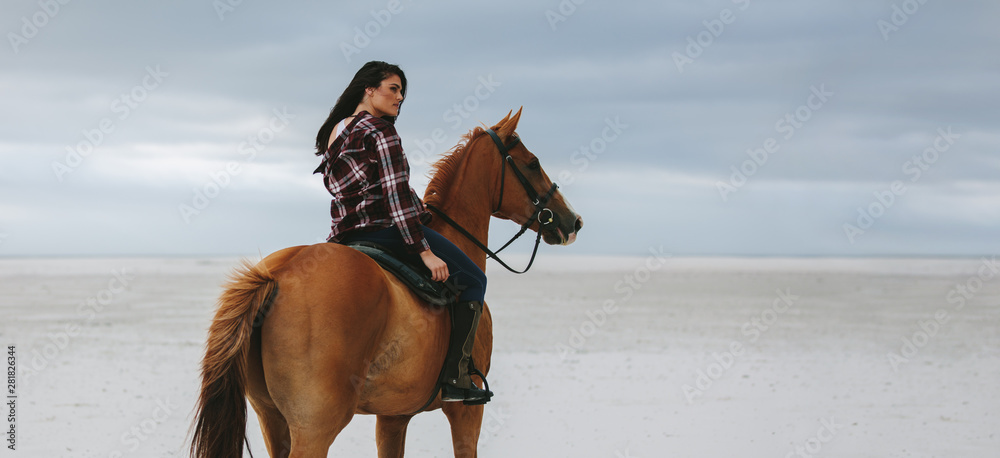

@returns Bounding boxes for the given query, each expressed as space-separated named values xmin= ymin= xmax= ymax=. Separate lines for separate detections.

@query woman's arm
xmin=369 ymin=124 xmax=431 ymax=254
xmin=419 ymin=249 xmax=449 ymax=282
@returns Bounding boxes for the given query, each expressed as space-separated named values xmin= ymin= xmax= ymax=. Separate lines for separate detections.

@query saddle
xmin=342 ymin=241 xmax=463 ymax=307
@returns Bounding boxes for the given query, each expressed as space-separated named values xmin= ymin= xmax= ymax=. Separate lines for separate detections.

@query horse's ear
xmin=492 ymin=110 xmax=513 ymax=131
xmin=496 ymin=107 xmax=523 ymax=139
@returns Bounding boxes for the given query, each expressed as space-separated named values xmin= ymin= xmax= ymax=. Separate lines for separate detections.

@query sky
xmin=1 ymin=0 xmax=998 ymax=258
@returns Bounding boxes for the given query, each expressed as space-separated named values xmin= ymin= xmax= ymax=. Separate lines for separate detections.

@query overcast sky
xmin=1 ymin=0 xmax=997 ymax=258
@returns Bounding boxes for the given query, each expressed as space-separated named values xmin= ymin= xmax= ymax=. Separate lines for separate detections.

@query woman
xmin=314 ymin=61 xmax=491 ymax=404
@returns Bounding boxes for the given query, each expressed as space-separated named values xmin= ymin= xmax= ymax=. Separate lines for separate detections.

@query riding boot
xmin=441 ymin=300 xmax=493 ymax=404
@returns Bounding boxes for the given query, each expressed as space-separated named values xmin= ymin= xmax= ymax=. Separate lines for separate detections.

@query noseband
xmin=426 ymin=129 xmax=560 ymax=274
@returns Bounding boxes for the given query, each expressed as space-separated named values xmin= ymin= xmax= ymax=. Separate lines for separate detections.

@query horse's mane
xmin=424 ymin=126 xmax=488 ymax=206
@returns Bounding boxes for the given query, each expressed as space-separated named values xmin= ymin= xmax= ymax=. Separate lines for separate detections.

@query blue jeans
xmin=340 ymin=225 xmax=486 ymax=302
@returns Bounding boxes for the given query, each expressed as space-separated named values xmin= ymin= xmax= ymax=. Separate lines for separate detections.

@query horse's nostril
xmin=574 ymin=216 xmax=584 ymax=233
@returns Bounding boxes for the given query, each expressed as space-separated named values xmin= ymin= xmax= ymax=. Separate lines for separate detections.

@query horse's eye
xmin=527 ymin=160 xmax=540 ymax=171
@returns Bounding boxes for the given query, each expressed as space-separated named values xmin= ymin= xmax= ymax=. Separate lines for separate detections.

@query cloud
xmin=1 ymin=0 xmax=998 ymax=257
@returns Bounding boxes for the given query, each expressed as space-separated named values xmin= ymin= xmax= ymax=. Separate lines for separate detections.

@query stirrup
xmin=441 ymin=384 xmax=491 ymax=404
xmin=461 ymin=365 xmax=493 ymax=406
xmin=440 ymin=361 xmax=493 ymax=405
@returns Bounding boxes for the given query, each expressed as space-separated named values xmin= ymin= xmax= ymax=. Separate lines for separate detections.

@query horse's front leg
xmin=443 ymin=403 xmax=486 ymax=458
xmin=376 ymin=414 xmax=413 ymax=458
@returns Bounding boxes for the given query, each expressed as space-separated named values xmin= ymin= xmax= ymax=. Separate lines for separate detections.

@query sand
xmin=1 ymin=255 xmax=998 ymax=457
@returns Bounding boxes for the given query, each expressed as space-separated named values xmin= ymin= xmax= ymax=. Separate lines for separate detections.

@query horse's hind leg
xmin=251 ymin=403 xmax=291 ymax=458
xmin=376 ymin=415 xmax=413 ymax=458
xmin=284 ymin=404 xmax=356 ymax=458
xmin=274 ymin=376 xmax=360 ymax=458
xmin=443 ymin=403 xmax=485 ymax=458
xmin=248 ymin=332 xmax=292 ymax=457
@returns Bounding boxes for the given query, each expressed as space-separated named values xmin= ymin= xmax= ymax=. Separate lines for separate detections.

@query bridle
xmin=425 ymin=129 xmax=560 ymax=274
xmin=486 ymin=129 xmax=560 ymax=226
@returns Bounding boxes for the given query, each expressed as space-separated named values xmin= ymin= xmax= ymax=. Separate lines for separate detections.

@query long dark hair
xmin=315 ymin=61 xmax=407 ymax=154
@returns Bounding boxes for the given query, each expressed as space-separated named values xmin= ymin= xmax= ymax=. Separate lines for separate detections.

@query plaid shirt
xmin=316 ymin=112 xmax=430 ymax=253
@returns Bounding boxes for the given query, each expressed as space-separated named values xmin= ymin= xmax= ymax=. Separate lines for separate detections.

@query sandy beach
xmin=2 ymin=254 xmax=998 ymax=457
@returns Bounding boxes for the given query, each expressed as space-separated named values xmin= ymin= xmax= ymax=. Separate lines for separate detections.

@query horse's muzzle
xmin=548 ymin=215 xmax=583 ymax=246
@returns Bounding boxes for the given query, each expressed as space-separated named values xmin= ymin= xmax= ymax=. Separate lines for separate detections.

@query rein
xmin=425 ymin=129 xmax=559 ymax=275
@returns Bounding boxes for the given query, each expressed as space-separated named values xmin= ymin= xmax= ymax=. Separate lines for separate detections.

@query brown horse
xmin=189 ymin=108 xmax=583 ymax=458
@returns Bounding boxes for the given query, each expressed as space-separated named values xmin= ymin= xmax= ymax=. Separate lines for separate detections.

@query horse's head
xmin=487 ymin=108 xmax=583 ymax=246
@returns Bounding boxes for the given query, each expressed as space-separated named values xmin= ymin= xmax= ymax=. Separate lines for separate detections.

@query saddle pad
xmin=343 ymin=241 xmax=462 ymax=307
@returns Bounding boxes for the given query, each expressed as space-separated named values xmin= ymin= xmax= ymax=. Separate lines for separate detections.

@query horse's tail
xmin=190 ymin=259 xmax=277 ymax=458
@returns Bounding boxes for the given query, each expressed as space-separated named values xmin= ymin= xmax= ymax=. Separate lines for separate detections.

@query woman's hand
xmin=420 ymin=249 xmax=449 ymax=282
